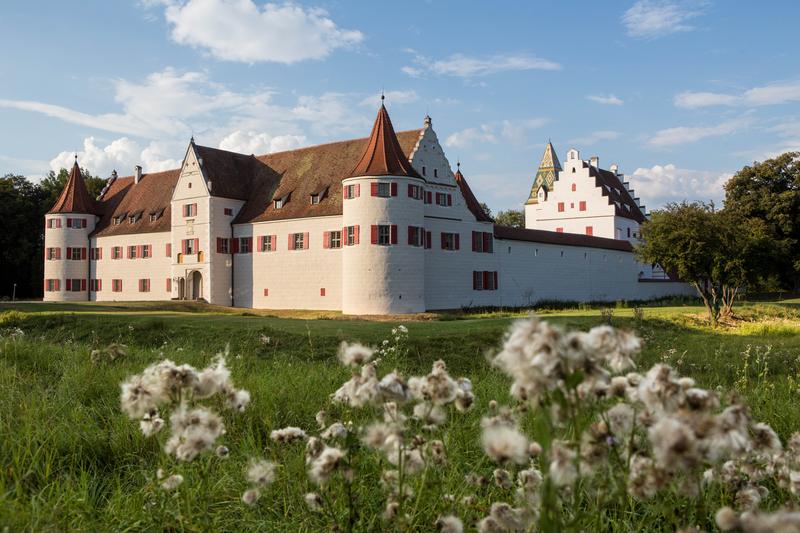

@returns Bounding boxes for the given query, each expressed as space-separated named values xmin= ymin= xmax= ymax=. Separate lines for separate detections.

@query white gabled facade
xmin=43 ymin=104 xmax=693 ymax=313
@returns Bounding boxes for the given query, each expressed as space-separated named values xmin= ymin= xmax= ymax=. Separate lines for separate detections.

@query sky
xmin=1 ymin=0 xmax=799 ymax=213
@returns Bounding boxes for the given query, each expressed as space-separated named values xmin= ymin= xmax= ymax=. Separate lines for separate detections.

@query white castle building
xmin=43 ymin=101 xmax=691 ymax=314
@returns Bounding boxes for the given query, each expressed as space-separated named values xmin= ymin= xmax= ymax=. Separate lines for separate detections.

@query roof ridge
xmin=257 ymin=128 xmax=424 ymax=159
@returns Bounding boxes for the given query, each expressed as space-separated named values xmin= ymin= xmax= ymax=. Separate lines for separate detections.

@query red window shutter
xmin=472 ymin=231 xmax=478 ymax=252
xmin=287 ymin=234 xmax=294 ymax=251
xmin=194 ymin=239 xmax=199 ymax=253
xmin=483 ymin=233 xmax=491 ymax=252
xmin=166 ymin=243 xmax=171 ymax=257
xmin=98 ymin=248 xmax=102 ymax=260
xmin=232 ymin=238 xmax=239 ymax=253
xmin=371 ymin=182 xmax=379 ymax=196
xmin=493 ymin=272 xmax=499 ymax=290
xmin=166 ymin=278 xmax=170 ymax=292
xmin=426 ymin=191 xmax=432 ymax=204
xmin=81 ymin=279 xmax=87 ymax=291
xmin=181 ymin=240 xmax=187 ymax=254
xmin=272 ymin=235 xmax=277 ymax=250
xmin=454 ymin=233 xmax=460 ymax=250
xmin=303 ymin=233 xmax=309 ymax=249
xmin=391 ymin=182 xmax=397 ymax=196
xmin=246 ymin=237 xmax=253 ymax=252
xmin=447 ymin=194 xmax=452 ymax=206
xmin=263 ymin=288 xmax=269 ymax=296
xmin=425 ymin=231 xmax=431 ymax=249
xmin=440 ymin=233 xmax=446 ymax=249
xmin=371 ymin=225 xmax=378 ymax=244
xmin=558 ymin=202 xmax=565 ymax=212
xmin=354 ymin=184 xmax=360 ymax=197
xmin=473 ymin=271 xmax=479 ymax=290
xmin=579 ymin=201 xmax=586 ymax=211
xmin=80 ymin=247 xmax=86 ymax=260
xmin=408 ymin=184 xmax=413 ymax=197
xmin=67 ymin=218 xmax=72 ymax=228
xmin=343 ymin=187 xmax=349 ymax=199
xmin=408 ymin=226 xmax=413 ymax=245
xmin=354 ymin=226 xmax=360 ymax=245
xmin=82 ymin=219 xmax=87 ymax=228
xmin=57 ymin=219 xmax=62 ymax=228
xmin=323 ymin=231 xmax=330 ymax=249
xmin=98 ymin=279 xmax=102 ymax=291
xmin=390 ymin=225 xmax=397 ymax=245
xmin=56 ymin=248 xmax=61 ymax=260
xmin=66 ymin=279 xmax=72 ymax=291
xmin=586 ymin=226 xmax=593 ymax=236
xmin=320 ymin=288 xmax=326 ymax=296
xmin=136 ymin=245 xmax=143 ymax=258
xmin=216 ymin=237 xmax=222 ymax=253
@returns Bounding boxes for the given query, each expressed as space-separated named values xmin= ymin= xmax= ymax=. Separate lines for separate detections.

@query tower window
xmin=433 ymin=168 xmax=438 ymax=178
xmin=422 ymin=166 xmax=426 ymax=176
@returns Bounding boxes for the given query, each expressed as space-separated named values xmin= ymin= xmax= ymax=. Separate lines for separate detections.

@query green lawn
xmin=1 ymin=301 xmax=799 ymax=531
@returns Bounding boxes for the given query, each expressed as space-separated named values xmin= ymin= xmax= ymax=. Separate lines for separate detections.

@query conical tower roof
xmin=526 ymin=142 xmax=562 ymax=205
xmin=48 ymin=158 xmax=96 ymax=214
xmin=347 ymin=100 xmax=421 ymax=179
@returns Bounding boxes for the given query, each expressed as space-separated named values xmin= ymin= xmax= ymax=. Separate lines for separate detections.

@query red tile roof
xmin=91 ymin=169 xmax=180 ymax=237
xmin=346 ymin=103 xmax=422 ymax=179
xmin=48 ymin=160 xmax=96 ymax=214
xmin=494 ymin=225 xmax=634 ymax=252
xmin=454 ymin=167 xmax=493 ymax=223
xmin=236 ymin=129 xmax=423 ymax=224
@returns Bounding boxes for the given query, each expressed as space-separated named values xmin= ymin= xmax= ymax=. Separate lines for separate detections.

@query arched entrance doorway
xmin=189 ymin=271 xmax=203 ymax=301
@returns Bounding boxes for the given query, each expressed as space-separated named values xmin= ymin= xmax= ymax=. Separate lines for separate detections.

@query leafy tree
xmin=479 ymin=202 xmax=492 ymax=219
xmin=636 ymin=202 xmax=776 ymax=326
xmin=495 ymin=209 xmax=524 ymax=228
xmin=723 ymin=152 xmax=800 ymax=289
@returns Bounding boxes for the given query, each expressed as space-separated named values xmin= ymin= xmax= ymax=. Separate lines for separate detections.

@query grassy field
xmin=1 ymin=300 xmax=800 ymax=531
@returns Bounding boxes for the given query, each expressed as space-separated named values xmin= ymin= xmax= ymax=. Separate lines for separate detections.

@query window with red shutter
xmin=194 ymin=239 xmax=199 ymax=254
xmin=472 ymin=231 xmax=479 ymax=252
xmin=572 ymin=183 xmax=576 ymax=192
xmin=371 ymin=225 xmax=378 ymax=245
xmin=494 ymin=271 xmax=499 ymax=290
xmin=586 ymin=226 xmax=593 ymax=236
xmin=232 ymin=238 xmax=240 ymax=253
xmin=371 ymin=182 xmax=379 ymax=196
xmin=483 ymin=271 xmax=490 ymax=290
xmin=263 ymin=288 xmax=269 ymax=296
xmin=390 ymin=182 xmax=397 ymax=196
xmin=81 ymin=247 xmax=86 ymax=260
xmin=320 ymin=288 xmax=326 ymax=296
xmin=447 ymin=194 xmax=452 ymax=206
xmin=426 ymin=191 xmax=432 ymax=204
xmin=66 ymin=279 xmax=72 ymax=291
xmin=287 ymin=234 xmax=294 ymax=251
xmin=323 ymin=231 xmax=330 ymax=249
xmin=558 ymin=202 xmax=565 ymax=212
xmin=81 ymin=279 xmax=87 ymax=291
xmin=556 ymin=227 xmax=564 ymax=233
xmin=217 ymin=238 xmax=223 ymax=253
xmin=579 ymin=201 xmax=587 ymax=211
xmin=354 ymin=184 xmax=360 ymax=197
xmin=390 ymin=225 xmax=397 ymax=245
xmin=354 ymin=225 xmax=360 ymax=245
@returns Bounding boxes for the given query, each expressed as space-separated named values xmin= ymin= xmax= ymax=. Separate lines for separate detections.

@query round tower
xmin=43 ymin=157 xmax=97 ymax=302
xmin=341 ymin=100 xmax=426 ymax=315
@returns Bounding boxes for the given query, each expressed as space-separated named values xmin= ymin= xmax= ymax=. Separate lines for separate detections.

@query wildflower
xmin=413 ymin=402 xmax=447 ymax=427
xmin=164 ymin=405 xmax=225 ymax=461
xmin=409 ymin=360 xmax=459 ymax=405
xmin=454 ymin=378 xmax=475 ymax=412
xmin=549 ymin=440 xmax=578 ymax=487
xmin=242 ymin=488 xmax=261 ymax=506
xmin=315 ymin=410 xmax=327 ymax=429
xmin=637 ymin=364 xmax=683 ymax=415
xmin=383 ymin=500 xmax=400 ymax=522
xmin=247 ymin=458 xmax=277 ymax=486
xmin=494 ymin=468 xmax=512 ymax=489
xmin=715 ymin=507 xmax=739 ymax=531
xmin=528 ymin=441 xmax=542 ymax=457
xmin=605 ymin=403 xmax=635 ymax=442
xmin=735 ymin=484 xmax=765 ymax=510
xmin=216 ymin=445 xmax=229 ymax=458
xmin=436 ymin=515 xmax=464 ymax=533
xmin=321 ymin=422 xmax=348 ymax=441
xmin=139 ymin=411 xmax=165 ymax=437
xmin=586 ymin=325 xmax=640 ymax=372
xmin=649 ymin=417 xmax=699 ymax=472
xmin=193 ymin=356 xmax=231 ymax=399
xmin=337 ymin=341 xmax=375 ymax=367
xmin=304 ymin=492 xmax=323 ymax=511
xmin=427 ymin=440 xmax=447 ymax=466
xmin=476 ymin=516 xmax=502 ymax=532
xmin=270 ymin=427 xmax=307 ymax=444
xmin=628 ymin=455 xmax=664 ymax=500
xmin=308 ymin=446 xmax=346 ymax=485
xmin=378 ymin=371 xmax=411 ymax=403
xmin=225 ymin=388 xmax=251 ymax=412
xmin=160 ymin=474 xmax=184 ymax=491
xmin=120 ymin=373 xmax=163 ymax=419
xmin=482 ymin=422 xmax=530 ymax=465
xmin=751 ymin=422 xmax=782 ymax=454
xmin=332 ymin=364 xmax=380 ymax=407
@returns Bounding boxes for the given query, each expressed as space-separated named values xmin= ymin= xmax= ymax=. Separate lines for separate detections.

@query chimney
xmin=134 ymin=165 xmax=142 ymax=184
xmin=610 ymin=163 xmax=619 ymax=174
xmin=590 ymin=156 xmax=599 ymax=168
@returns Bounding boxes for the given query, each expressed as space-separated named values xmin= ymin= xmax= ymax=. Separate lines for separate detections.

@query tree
xmin=479 ymin=202 xmax=492 ymax=219
xmin=635 ymin=202 xmax=775 ymax=326
xmin=495 ymin=209 xmax=524 ymax=228
xmin=723 ymin=152 xmax=800 ymax=289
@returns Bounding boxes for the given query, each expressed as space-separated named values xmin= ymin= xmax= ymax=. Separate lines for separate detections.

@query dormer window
xmin=274 ymin=198 xmax=283 ymax=209
xmin=310 ymin=194 xmax=320 ymax=205
xmin=310 ymin=187 xmax=328 ymax=205
xmin=128 ymin=211 xmax=142 ymax=224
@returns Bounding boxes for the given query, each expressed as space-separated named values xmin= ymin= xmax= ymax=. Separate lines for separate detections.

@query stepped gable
xmin=454 ymin=164 xmax=493 ymax=223
xmin=494 ymin=225 xmax=633 ymax=252
xmin=346 ymin=102 xmax=422 ymax=179
xmin=590 ymin=166 xmax=646 ymax=223
xmin=92 ymin=169 xmax=180 ymax=237
xmin=235 ymin=129 xmax=422 ymax=224
xmin=48 ymin=159 xmax=96 ymax=214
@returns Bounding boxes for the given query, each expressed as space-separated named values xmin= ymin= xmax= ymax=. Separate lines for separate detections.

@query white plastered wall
xmin=92 ymin=232 xmax=172 ymax=301
xmin=43 ymin=213 xmax=95 ymax=302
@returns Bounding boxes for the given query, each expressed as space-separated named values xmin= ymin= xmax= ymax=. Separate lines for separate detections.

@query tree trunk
xmin=693 ymin=280 xmax=719 ymax=327
xmin=720 ymin=285 xmax=739 ymax=318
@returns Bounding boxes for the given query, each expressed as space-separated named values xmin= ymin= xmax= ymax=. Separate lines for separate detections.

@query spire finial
xmin=380 ymin=89 xmax=385 ymax=105
xmin=74 ymin=153 xmax=78 ymax=163
xmin=457 ymin=159 xmax=461 ymax=170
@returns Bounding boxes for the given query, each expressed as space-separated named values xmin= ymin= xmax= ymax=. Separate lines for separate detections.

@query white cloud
xmin=622 ymin=0 xmax=704 ymax=39
xmin=50 ymin=137 xmax=180 ymax=177
xmin=403 ymin=52 xmax=560 ymax=78
xmin=569 ymin=130 xmax=621 ymax=146
xmin=445 ymin=119 xmax=547 ymax=149
xmin=148 ymin=0 xmax=362 ymax=64
xmin=630 ymin=163 xmax=731 ymax=207
xmin=218 ymin=130 xmax=306 ymax=154
xmin=586 ymin=94 xmax=624 ymax=106
xmin=647 ymin=118 xmax=750 ymax=147
xmin=359 ymin=90 xmax=419 ymax=107
xmin=674 ymin=81 xmax=800 ymax=108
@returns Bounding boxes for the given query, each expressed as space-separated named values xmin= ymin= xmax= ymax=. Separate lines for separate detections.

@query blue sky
xmin=1 ymin=0 xmax=799 ymax=212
